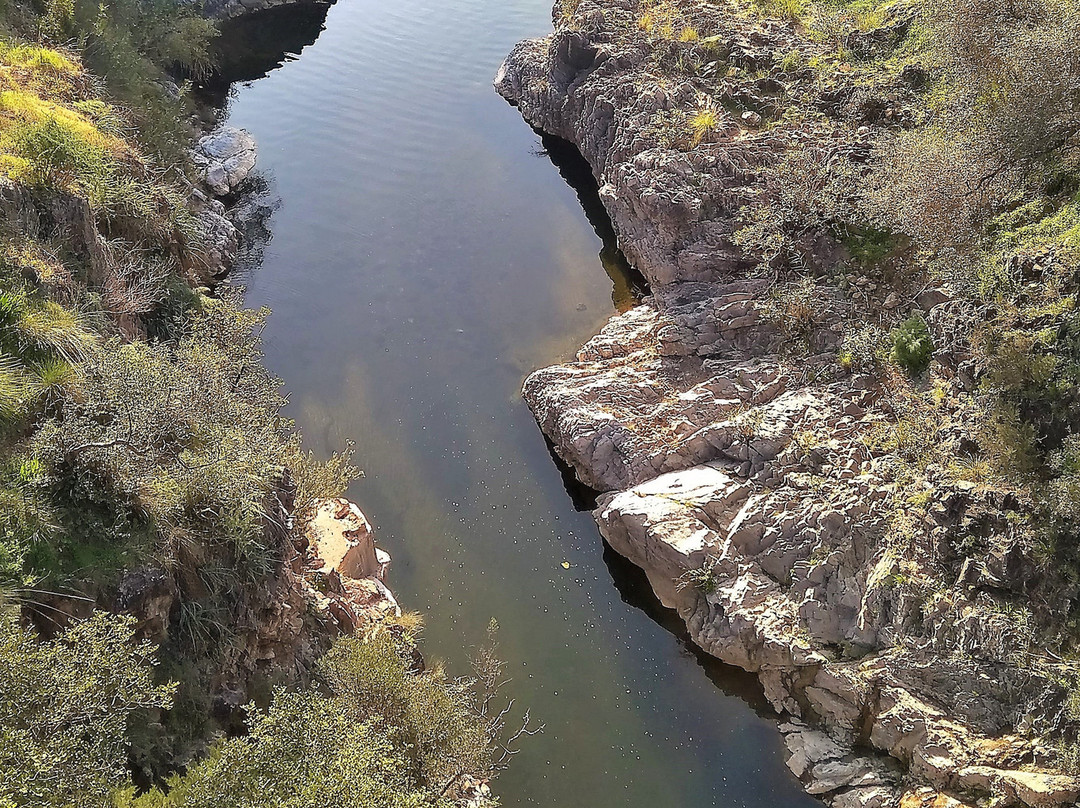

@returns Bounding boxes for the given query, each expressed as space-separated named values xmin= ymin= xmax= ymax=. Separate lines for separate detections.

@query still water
xmin=213 ymin=0 xmax=820 ymax=804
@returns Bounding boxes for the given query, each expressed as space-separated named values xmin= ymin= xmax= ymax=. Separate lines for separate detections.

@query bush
xmin=318 ymin=631 xmax=493 ymax=793
xmin=129 ymin=697 xmax=448 ymax=808
xmin=120 ymin=631 xmax=502 ymax=808
xmin=28 ymin=299 xmax=285 ymax=574
xmin=32 ymin=0 xmax=219 ymax=163
xmin=890 ymin=315 xmax=933 ymax=374
xmin=0 ymin=610 xmax=174 ymax=808
xmin=869 ymin=0 xmax=1080 ymax=265
xmin=930 ymin=0 xmax=1080 ymax=175
xmin=0 ymin=294 xmax=357 ymax=587
xmin=0 ymin=615 xmax=498 ymax=808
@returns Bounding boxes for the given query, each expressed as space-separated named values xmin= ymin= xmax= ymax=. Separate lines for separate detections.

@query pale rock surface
xmin=497 ymin=0 xmax=1080 ymax=804
xmin=187 ymin=186 xmax=239 ymax=283
xmin=301 ymin=497 xmax=400 ymax=631
xmin=192 ymin=127 xmax=257 ymax=197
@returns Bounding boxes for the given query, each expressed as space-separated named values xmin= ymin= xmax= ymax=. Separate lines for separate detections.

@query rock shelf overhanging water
xmin=496 ymin=0 xmax=1080 ymax=805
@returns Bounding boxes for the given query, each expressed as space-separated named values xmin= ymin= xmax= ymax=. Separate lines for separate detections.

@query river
xmin=212 ymin=0 xmax=820 ymax=804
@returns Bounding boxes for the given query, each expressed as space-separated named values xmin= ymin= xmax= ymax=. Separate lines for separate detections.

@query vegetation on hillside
xmin=0 ymin=611 xmax=175 ymax=808
xmin=632 ymin=0 xmax=1080 ymax=579
xmin=2 ymin=609 xmax=510 ymax=807
xmin=0 ymin=2 xmax=508 ymax=804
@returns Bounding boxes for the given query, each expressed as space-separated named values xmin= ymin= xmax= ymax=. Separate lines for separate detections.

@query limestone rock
xmin=307 ymin=497 xmax=391 ymax=582
xmin=187 ymin=186 xmax=239 ymax=282
xmin=192 ymin=127 xmax=257 ymax=197
xmin=499 ymin=0 xmax=1079 ymax=804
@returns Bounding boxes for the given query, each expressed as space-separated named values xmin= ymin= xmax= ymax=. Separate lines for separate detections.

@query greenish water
xmin=214 ymin=0 xmax=820 ymax=804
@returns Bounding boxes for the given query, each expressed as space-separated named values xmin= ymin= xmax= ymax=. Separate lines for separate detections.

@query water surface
xmin=216 ymin=1 xmax=819 ymax=804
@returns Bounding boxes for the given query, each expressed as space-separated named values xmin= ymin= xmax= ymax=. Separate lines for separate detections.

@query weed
xmin=890 ymin=315 xmax=934 ymax=375
xmin=689 ymin=105 xmax=721 ymax=145
xmin=751 ymin=0 xmax=805 ymax=21
xmin=843 ymin=225 xmax=896 ymax=265
xmin=676 ymin=558 xmax=720 ymax=595
xmin=779 ymin=49 xmax=803 ymax=72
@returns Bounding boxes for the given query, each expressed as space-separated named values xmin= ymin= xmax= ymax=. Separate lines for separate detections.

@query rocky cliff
xmin=497 ymin=1 xmax=1080 ymax=805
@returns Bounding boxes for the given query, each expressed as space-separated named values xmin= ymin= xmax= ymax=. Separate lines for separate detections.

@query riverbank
xmin=498 ymin=0 xmax=1080 ymax=804
xmin=0 ymin=3 xmax=508 ymax=801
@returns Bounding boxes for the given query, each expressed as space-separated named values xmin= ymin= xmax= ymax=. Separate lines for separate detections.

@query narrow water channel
xmin=214 ymin=0 xmax=821 ymax=804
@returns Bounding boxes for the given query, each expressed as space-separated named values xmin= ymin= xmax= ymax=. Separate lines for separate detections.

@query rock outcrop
xmin=192 ymin=127 xmax=258 ymax=198
xmin=188 ymin=127 xmax=263 ymax=283
xmin=497 ymin=1 xmax=1080 ymax=804
xmin=304 ymin=497 xmax=400 ymax=631
xmin=188 ymin=185 xmax=241 ymax=283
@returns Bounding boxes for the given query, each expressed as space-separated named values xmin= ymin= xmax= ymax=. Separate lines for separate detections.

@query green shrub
xmin=0 ymin=455 xmax=55 ymax=586
xmin=318 ymin=631 xmax=493 ymax=792
xmin=30 ymin=300 xmax=287 ymax=573
xmin=120 ymin=631 xmax=500 ymax=808
xmin=0 ymin=610 xmax=175 ymax=808
xmin=890 ymin=315 xmax=934 ymax=374
xmin=843 ymin=225 xmax=896 ymax=265
xmin=3 ymin=295 xmax=359 ymax=586
xmin=121 ymin=691 xmax=447 ymax=808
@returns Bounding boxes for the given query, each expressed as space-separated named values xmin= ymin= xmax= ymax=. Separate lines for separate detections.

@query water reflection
xmin=206 ymin=3 xmax=334 ymax=91
xmin=211 ymin=0 xmax=821 ymax=802
xmin=539 ymin=134 xmax=649 ymax=311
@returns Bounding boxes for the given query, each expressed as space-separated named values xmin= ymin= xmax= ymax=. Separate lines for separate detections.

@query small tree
xmin=124 ymin=626 xmax=538 ymax=807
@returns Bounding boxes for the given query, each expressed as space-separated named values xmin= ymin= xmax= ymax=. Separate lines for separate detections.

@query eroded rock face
xmin=499 ymin=1 xmax=1080 ymax=805
xmin=309 ymin=498 xmax=384 ymax=579
xmin=188 ymin=186 xmax=241 ymax=284
xmin=187 ymin=127 xmax=268 ymax=282
xmin=0 ymin=177 xmax=110 ymax=287
xmin=304 ymin=497 xmax=400 ymax=627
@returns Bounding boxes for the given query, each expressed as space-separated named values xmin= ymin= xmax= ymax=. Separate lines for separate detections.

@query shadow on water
xmin=545 ymin=437 xmax=599 ymax=512
xmin=538 ymin=133 xmax=650 ymax=311
xmin=600 ymin=540 xmax=777 ymax=715
xmin=202 ymin=3 xmax=334 ymax=93
xmin=546 ymin=433 xmax=776 ymax=714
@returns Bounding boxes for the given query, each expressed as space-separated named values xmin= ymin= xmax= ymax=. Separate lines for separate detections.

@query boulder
xmin=192 ymin=127 xmax=257 ymax=197
xmin=307 ymin=498 xmax=390 ymax=581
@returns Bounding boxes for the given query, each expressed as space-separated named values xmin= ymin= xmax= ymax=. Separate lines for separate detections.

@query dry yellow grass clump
xmin=0 ymin=41 xmax=129 ymax=194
